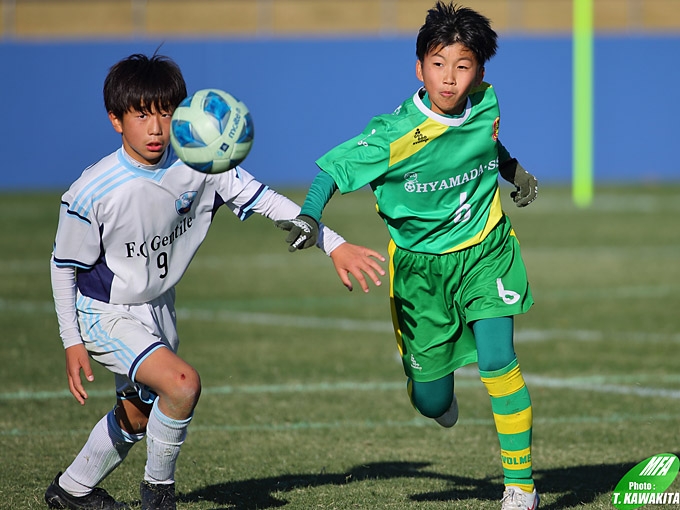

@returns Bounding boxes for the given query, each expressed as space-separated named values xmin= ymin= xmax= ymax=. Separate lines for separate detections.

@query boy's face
xmin=416 ymin=43 xmax=485 ymax=116
xmin=108 ymin=106 xmax=174 ymax=166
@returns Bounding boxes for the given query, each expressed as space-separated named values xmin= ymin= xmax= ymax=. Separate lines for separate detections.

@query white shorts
xmin=76 ymin=288 xmax=179 ymax=403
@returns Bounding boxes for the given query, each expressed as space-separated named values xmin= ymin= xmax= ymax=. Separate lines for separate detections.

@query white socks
xmin=60 ymin=408 xmax=143 ymax=496
xmin=59 ymin=400 xmax=192 ymax=495
xmin=144 ymin=399 xmax=192 ymax=484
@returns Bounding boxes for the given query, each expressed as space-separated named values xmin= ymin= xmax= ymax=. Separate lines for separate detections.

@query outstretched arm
xmin=275 ymin=170 xmax=386 ymax=291
xmin=51 ymin=262 xmax=94 ymax=405
xmin=329 ymin=243 xmax=385 ymax=293
xmin=275 ymin=171 xmax=337 ymax=250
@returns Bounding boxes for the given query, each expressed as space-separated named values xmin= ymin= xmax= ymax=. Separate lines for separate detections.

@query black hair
xmin=103 ymin=53 xmax=187 ymax=119
xmin=416 ymin=2 xmax=498 ymax=65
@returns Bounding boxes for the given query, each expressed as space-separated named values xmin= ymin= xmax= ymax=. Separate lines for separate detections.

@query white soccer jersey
xmin=52 ymin=146 xmax=343 ymax=306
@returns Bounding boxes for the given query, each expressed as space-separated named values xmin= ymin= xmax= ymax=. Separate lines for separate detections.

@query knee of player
xmin=162 ymin=366 xmax=202 ymax=410
xmin=410 ymin=389 xmax=453 ymax=418
xmin=408 ymin=376 xmax=455 ymax=418
xmin=176 ymin=367 xmax=202 ymax=402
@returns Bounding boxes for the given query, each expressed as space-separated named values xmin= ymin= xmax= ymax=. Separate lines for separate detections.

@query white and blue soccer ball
xmin=170 ymin=88 xmax=254 ymax=174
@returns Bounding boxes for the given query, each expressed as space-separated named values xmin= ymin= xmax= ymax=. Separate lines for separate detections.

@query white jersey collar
xmin=412 ymin=87 xmax=472 ymax=127
xmin=120 ymin=146 xmax=169 ymax=171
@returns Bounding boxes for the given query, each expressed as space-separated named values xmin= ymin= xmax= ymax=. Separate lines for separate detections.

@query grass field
xmin=1 ymin=184 xmax=680 ymax=509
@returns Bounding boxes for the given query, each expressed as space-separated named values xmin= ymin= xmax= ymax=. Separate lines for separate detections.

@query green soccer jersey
xmin=316 ymin=82 xmax=511 ymax=254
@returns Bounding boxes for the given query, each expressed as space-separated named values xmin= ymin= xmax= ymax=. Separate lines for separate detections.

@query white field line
xmin=187 ymin=410 xmax=680 ymax=434
xmin=176 ymin=307 xmax=393 ymax=333
xmin=5 ymin=412 xmax=680 ymax=438
xmin=2 ymin=367 xmax=679 ymax=403
xmin=2 ymin=298 xmax=679 ymax=343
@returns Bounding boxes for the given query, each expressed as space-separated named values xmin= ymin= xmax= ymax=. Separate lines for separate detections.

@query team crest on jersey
xmin=492 ymin=117 xmax=500 ymax=141
xmin=403 ymin=172 xmax=419 ymax=192
xmin=175 ymin=191 xmax=197 ymax=215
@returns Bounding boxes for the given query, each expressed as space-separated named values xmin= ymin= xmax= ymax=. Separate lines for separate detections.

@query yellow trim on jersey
xmin=388 ymin=239 xmax=405 ymax=355
xmin=388 ymin=118 xmax=449 ymax=167
xmin=493 ymin=407 xmax=533 ymax=435
xmin=501 ymin=447 xmax=533 ymax=471
xmin=481 ymin=363 xmax=526 ymax=398
xmin=442 ymin=187 xmax=504 ymax=253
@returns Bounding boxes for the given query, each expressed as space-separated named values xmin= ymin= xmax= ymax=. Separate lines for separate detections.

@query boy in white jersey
xmin=278 ymin=3 xmax=539 ymax=509
xmin=45 ymin=53 xmax=385 ymax=510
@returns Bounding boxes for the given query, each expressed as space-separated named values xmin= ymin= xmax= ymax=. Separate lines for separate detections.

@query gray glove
xmin=499 ymin=158 xmax=538 ymax=207
xmin=275 ymin=214 xmax=319 ymax=252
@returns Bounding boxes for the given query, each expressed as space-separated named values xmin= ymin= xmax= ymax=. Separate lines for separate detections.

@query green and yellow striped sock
xmin=480 ymin=358 xmax=534 ymax=492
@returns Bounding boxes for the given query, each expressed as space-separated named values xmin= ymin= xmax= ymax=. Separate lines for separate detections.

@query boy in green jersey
xmin=278 ymin=3 xmax=539 ymax=509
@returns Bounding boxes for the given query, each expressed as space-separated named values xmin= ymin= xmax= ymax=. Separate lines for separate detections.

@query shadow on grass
xmin=178 ymin=456 xmax=654 ymax=509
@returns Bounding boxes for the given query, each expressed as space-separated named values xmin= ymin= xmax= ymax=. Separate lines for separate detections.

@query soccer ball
xmin=170 ymin=88 xmax=254 ymax=174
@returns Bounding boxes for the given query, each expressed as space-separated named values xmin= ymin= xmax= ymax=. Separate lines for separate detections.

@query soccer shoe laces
xmin=501 ymin=486 xmax=538 ymax=510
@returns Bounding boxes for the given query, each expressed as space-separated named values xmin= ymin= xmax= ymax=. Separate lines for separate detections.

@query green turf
xmin=1 ymin=184 xmax=679 ymax=509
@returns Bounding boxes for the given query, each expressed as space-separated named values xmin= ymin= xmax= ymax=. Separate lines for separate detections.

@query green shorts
xmin=389 ymin=215 xmax=533 ymax=382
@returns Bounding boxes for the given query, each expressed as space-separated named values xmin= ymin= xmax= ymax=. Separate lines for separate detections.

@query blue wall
xmin=0 ymin=35 xmax=677 ymax=190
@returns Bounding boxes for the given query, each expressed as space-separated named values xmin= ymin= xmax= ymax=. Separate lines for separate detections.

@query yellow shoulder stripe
xmin=389 ymin=118 xmax=448 ymax=167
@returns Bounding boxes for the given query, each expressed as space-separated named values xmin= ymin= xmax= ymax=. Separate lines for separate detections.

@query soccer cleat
xmin=501 ymin=486 xmax=540 ymax=510
xmin=45 ymin=472 xmax=129 ymax=509
xmin=140 ymin=480 xmax=176 ymax=510
xmin=434 ymin=393 xmax=459 ymax=428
